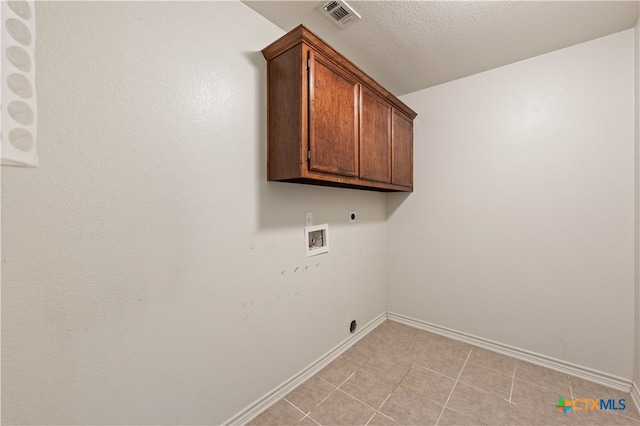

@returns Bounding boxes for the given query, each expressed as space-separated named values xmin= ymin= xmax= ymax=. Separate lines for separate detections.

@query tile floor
xmin=249 ymin=320 xmax=640 ymax=426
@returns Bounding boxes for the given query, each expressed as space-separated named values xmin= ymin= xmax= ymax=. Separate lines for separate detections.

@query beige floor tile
xmin=429 ymin=335 xmax=473 ymax=360
xmin=300 ymin=417 xmax=319 ymax=426
xmin=381 ymin=320 xmax=416 ymax=333
xmin=468 ymin=347 xmax=516 ymax=376
xmin=402 ymin=339 xmax=431 ymax=362
xmin=363 ymin=351 xmax=413 ymax=385
xmin=365 ymin=412 xmax=398 ymax=426
xmin=371 ymin=322 xmax=434 ymax=362
xmin=340 ymin=367 xmax=398 ymax=409
xmin=515 ymin=360 xmax=571 ymax=394
xmin=414 ymin=348 xmax=467 ymax=379
xmin=573 ymin=409 xmax=640 ymax=425
xmin=318 ymin=357 xmax=359 ymax=387
xmin=341 ymin=336 xmax=380 ymax=367
xmin=381 ymin=342 xmax=422 ymax=362
xmin=378 ymin=338 xmax=424 ymax=362
xmin=299 ymin=415 xmax=321 ymax=426
xmin=510 ymin=378 xmax=570 ymax=413
xmin=458 ymin=362 xmax=513 ymax=400
xmin=249 ymin=399 xmax=306 ymax=426
xmin=308 ymin=389 xmax=376 ymax=426
xmin=389 ymin=322 xmax=437 ymax=346
xmin=367 ymin=323 xmax=389 ymax=338
xmin=622 ymin=404 xmax=640 ymax=422
xmin=569 ymin=376 xmax=623 ymax=397
xmin=505 ymin=402 xmax=573 ymax=425
xmin=379 ymin=386 xmax=444 ymax=425
xmin=370 ymin=321 xmax=416 ymax=344
xmin=446 ymin=383 xmax=510 ymax=425
xmin=437 ymin=407 xmax=483 ymax=425
xmin=399 ymin=367 xmax=456 ymax=405
xmin=285 ymin=376 xmax=336 ymax=414
xmin=407 ymin=327 xmax=439 ymax=345
xmin=252 ymin=323 xmax=640 ymax=426
xmin=356 ymin=331 xmax=386 ymax=350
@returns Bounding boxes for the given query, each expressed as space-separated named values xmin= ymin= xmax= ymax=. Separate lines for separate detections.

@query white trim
xmin=631 ymin=381 xmax=640 ymax=414
xmin=223 ymin=312 xmax=387 ymax=426
xmin=387 ymin=312 xmax=633 ymax=393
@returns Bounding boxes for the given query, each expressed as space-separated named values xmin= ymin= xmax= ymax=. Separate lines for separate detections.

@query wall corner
xmin=634 ymin=16 xmax=640 ymax=392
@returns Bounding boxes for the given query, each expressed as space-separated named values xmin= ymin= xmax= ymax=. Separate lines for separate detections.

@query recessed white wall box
xmin=305 ymin=223 xmax=329 ymax=257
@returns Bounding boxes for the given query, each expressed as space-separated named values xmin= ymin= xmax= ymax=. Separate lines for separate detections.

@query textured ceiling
xmin=242 ymin=1 xmax=639 ymax=95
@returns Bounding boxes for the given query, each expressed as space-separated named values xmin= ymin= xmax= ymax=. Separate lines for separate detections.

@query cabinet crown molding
xmin=262 ymin=24 xmax=416 ymax=120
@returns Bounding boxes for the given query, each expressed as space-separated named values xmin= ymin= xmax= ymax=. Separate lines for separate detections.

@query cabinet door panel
xmin=360 ymin=87 xmax=391 ymax=183
xmin=392 ymin=110 xmax=413 ymax=187
xmin=309 ymin=51 xmax=359 ymax=177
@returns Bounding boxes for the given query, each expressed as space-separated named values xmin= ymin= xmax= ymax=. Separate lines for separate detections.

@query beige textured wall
xmin=390 ymin=29 xmax=636 ymax=380
xmin=1 ymin=2 xmax=389 ymax=424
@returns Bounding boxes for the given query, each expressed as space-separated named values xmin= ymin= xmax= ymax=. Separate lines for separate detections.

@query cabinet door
xmin=360 ymin=87 xmax=391 ymax=183
xmin=308 ymin=50 xmax=359 ymax=177
xmin=392 ymin=110 xmax=413 ymax=187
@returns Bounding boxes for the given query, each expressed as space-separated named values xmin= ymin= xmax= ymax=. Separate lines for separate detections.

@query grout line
xmin=336 ymin=371 xmax=357 ymax=389
xmin=434 ymin=347 xmax=473 ymax=425
xmin=317 ymin=389 xmax=335 ymax=407
xmin=450 ymin=359 xmax=515 ymax=404
xmin=336 ymin=362 xmax=406 ymax=421
xmin=421 ymin=365 xmax=460 ymax=381
xmin=568 ymin=376 xmax=575 ymax=400
xmin=568 ymin=374 xmax=575 ymax=419
xmin=464 ymin=358 xmax=518 ymax=378
xmin=314 ymin=376 xmax=341 ymax=408
xmin=508 ymin=365 xmax=516 ymax=403
xmin=300 ymin=414 xmax=322 ymax=426
xmin=378 ymin=393 xmax=392 ymax=411
xmin=374 ymin=408 xmax=398 ymax=424
xmin=441 ymin=373 xmax=511 ymax=401
xmin=335 ymin=387 xmax=383 ymax=414
xmin=365 ymin=344 xmax=423 ymax=425
xmin=374 ymin=386 xmax=397 ymax=415
xmin=363 ymin=411 xmax=376 ymax=426
xmin=340 ymin=329 xmax=429 ymax=425
xmin=504 ymin=365 xmax=517 ymax=421
xmin=283 ymin=398 xmax=313 ymax=422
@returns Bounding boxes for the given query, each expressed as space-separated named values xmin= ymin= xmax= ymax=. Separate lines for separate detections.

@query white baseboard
xmin=387 ymin=312 xmax=633 ymax=393
xmin=223 ymin=312 xmax=387 ymax=426
xmin=631 ymin=382 xmax=640 ymax=414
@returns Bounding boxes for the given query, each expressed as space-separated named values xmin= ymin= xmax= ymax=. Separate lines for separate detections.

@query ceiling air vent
xmin=317 ymin=0 xmax=361 ymax=29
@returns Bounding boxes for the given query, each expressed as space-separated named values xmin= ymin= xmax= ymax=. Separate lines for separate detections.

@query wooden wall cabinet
xmin=262 ymin=25 xmax=417 ymax=192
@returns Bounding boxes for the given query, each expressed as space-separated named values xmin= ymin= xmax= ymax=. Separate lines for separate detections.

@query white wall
xmin=1 ymin=2 xmax=388 ymax=424
xmin=389 ymin=30 xmax=636 ymax=379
